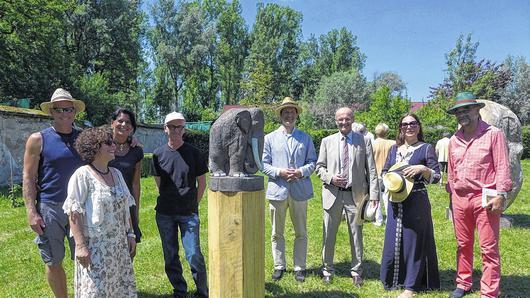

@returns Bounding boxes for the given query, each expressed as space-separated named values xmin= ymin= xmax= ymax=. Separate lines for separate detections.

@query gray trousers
xmin=322 ymin=190 xmax=363 ymax=277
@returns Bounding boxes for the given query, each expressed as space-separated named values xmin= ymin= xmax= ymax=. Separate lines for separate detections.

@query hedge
xmin=141 ymin=126 xmax=529 ymax=177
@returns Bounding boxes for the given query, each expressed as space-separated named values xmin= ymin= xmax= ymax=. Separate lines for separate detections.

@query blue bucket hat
xmin=446 ymin=92 xmax=485 ymax=114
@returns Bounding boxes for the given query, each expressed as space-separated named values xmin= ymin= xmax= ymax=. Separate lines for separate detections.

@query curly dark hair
xmin=75 ymin=127 xmax=113 ymax=163
xmin=395 ymin=113 xmax=424 ymax=146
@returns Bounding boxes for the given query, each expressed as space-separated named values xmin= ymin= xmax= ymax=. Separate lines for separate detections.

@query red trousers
xmin=452 ymin=194 xmax=501 ymax=298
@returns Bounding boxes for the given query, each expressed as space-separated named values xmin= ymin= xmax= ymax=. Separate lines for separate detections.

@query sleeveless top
xmin=37 ymin=127 xmax=84 ymax=203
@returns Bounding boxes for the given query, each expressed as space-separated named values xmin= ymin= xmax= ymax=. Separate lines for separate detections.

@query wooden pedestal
xmin=208 ymin=190 xmax=265 ymax=298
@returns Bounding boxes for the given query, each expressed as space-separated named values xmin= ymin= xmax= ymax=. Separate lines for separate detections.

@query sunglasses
xmin=102 ymin=139 xmax=114 ymax=146
xmin=166 ymin=124 xmax=185 ymax=131
xmin=400 ymin=121 xmax=419 ymax=128
xmin=52 ymin=107 xmax=75 ymax=113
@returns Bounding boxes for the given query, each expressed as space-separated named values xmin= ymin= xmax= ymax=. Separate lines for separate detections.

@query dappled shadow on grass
xmin=266 ymin=282 xmax=357 ymax=298
xmin=439 ymin=269 xmax=530 ymax=297
xmin=504 ymin=213 xmax=530 ymax=228
xmin=138 ymin=292 xmax=171 ymax=298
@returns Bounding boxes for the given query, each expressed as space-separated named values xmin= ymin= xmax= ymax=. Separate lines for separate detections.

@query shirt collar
xmin=279 ymin=126 xmax=296 ymax=136
xmin=340 ymin=131 xmax=352 ymax=141
xmin=455 ymin=119 xmax=490 ymax=140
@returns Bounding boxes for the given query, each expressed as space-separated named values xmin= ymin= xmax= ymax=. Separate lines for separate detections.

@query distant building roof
xmin=410 ymin=102 xmax=426 ymax=112
xmin=223 ymin=105 xmax=244 ymax=112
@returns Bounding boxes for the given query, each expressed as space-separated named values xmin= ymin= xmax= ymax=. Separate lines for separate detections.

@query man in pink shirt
xmin=446 ymin=92 xmax=512 ymax=298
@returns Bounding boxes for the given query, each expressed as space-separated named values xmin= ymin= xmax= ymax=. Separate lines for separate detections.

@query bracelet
xmin=127 ymin=232 xmax=136 ymax=239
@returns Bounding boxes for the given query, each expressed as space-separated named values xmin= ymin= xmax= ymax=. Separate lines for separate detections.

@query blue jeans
xmin=156 ymin=212 xmax=208 ymax=297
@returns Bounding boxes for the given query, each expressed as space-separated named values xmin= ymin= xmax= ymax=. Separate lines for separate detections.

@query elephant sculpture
xmin=209 ymin=108 xmax=264 ymax=177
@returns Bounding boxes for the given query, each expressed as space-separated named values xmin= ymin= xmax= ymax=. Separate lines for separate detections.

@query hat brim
xmin=41 ymin=99 xmax=85 ymax=115
xmin=446 ymin=101 xmax=485 ymax=114
xmin=387 ymin=176 xmax=414 ymax=203
xmin=276 ymin=104 xmax=302 ymax=117
xmin=354 ymin=194 xmax=374 ymax=225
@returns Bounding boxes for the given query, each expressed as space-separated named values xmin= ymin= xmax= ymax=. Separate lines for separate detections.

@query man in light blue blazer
xmin=262 ymin=97 xmax=317 ymax=283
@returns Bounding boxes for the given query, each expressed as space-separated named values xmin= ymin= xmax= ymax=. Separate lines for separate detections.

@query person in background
xmin=372 ymin=123 xmax=396 ymax=225
xmin=435 ymin=132 xmax=451 ymax=185
xmin=262 ymin=97 xmax=317 ymax=282
xmin=153 ymin=112 xmax=209 ymax=298
xmin=23 ymin=88 xmax=85 ymax=298
xmin=108 ymin=108 xmax=144 ymax=246
xmin=316 ymin=107 xmax=379 ymax=286
xmin=446 ymin=92 xmax=512 ymax=298
xmin=63 ymin=127 xmax=137 ymax=297
xmin=352 ymin=122 xmax=375 ymax=141
xmin=380 ymin=113 xmax=441 ymax=298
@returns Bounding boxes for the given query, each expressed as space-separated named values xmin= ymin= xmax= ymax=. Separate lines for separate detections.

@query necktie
xmin=342 ymin=136 xmax=349 ymax=181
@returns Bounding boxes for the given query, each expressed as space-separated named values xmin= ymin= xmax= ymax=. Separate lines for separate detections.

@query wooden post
xmin=208 ymin=190 xmax=265 ymax=298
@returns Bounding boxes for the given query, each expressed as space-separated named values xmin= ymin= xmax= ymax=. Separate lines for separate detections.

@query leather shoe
xmin=271 ymin=269 xmax=285 ymax=281
xmin=449 ymin=288 xmax=471 ymax=298
xmin=322 ymin=275 xmax=332 ymax=284
xmin=352 ymin=275 xmax=363 ymax=287
xmin=294 ymin=270 xmax=305 ymax=282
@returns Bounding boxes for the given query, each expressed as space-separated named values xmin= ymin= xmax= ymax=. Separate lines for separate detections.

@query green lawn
xmin=1 ymin=161 xmax=529 ymax=298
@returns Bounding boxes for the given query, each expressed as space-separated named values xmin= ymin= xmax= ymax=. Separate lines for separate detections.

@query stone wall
xmin=0 ymin=107 xmax=165 ymax=187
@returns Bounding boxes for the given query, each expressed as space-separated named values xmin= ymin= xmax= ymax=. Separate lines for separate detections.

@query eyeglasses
xmin=400 ymin=121 xmax=419 ymax=128
xmin=52 ymin=107 xmax=75 ymax=114
xmin=166 ymin=124 xmax=185 ymax=131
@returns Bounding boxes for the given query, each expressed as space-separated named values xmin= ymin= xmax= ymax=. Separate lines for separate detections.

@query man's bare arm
xmin=23 ymin=132 xmax=44 ymax=235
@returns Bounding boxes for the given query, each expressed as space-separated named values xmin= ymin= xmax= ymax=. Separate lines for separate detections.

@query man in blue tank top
xmin=23 ymin=88 xmax=85 ymax=298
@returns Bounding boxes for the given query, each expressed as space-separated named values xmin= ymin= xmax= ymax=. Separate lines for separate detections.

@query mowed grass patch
xmin=0 ymin=160 xmax=528 ymax=297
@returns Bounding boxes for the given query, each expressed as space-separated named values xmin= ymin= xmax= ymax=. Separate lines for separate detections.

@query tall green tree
xmin=215 ymin=0 xmax=249 ymax=107
xmin=357 ymin=86 xmax=409 ymax=132
xmin=0 ymin=0 xmax=74 ymax=104
xmin=242 ymin=3 xmax=302 ymax=103
xmin=498 ymin=56 xmax=530 ymax=125
xmin=301 ymin=70 xmax=370 ymax=129
xmin=149 ymin=0 xmax=214 ymax=114
xmin=294 ymin=27 xmax=365 ymax=100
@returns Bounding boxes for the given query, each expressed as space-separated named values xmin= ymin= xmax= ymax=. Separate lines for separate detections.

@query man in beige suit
xmin=316 ymin=107 xmax=379 ymax=286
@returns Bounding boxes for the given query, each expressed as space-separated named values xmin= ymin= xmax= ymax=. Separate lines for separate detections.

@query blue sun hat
xmin=446 ymin=92 xmax=485 ymax=114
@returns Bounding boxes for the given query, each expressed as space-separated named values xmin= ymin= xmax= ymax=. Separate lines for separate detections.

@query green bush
xmin=523 ymin=126 xmax=530 ymax=159
xmin=141 ymin=153 xmax=153 ymax=178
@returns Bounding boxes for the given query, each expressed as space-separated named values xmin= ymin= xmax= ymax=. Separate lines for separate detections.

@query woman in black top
xmin=108 ymin=108 xmax=144 ymax=245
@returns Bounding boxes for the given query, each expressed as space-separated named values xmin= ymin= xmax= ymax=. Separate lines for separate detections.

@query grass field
xmin=0 ymin=161 xmax=529 ymax=298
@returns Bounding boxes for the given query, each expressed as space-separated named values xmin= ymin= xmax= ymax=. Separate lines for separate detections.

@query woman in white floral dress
xmin=63 ymin=127 xmax=137 ymax=297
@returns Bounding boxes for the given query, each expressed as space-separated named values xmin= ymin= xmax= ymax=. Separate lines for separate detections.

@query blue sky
xmin=239 ymin=0 xmax=530 ymax=101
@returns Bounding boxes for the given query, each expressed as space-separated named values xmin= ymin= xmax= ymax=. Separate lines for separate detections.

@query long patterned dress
xmin=63 ymin=166 xmax=137 ymax=297
xmin=379 ymin=143 xmax=441 ymax=292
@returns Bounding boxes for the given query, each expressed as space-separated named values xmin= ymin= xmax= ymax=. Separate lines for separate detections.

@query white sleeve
xmin=63 ymin=167 xmax=89 ymax=215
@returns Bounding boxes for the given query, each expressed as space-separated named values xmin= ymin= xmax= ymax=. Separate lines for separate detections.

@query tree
xmin=294 ymin=28 xmax=365 ymax=100
xmin=215 ymin=0 xmax=249 ymax=106
xmin=242 ymin=3 xmax=302 ymax=103
xmin=302 ymin=70 xmax=370 ymax=129
xmin=498 ymin=56 xmax=530 ymax=125
xmin=424 ymin=34 xmax=511 ymax=129
xmin=356 ymin=86 xmax=409 ymax=132
xmin=371 ymin=71 xmax=407 ymax=95
xmin=0 ymin=0 xmax=74 ymax=103
xmin=149 ymin=0 xmax=213 ymax=112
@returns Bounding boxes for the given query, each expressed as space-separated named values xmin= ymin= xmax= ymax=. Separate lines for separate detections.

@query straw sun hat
xmin=383 ymin=162 xmax=414 ymax=203
xmin=276 ymin=97 xmax=302 ymax=116
xmin=40 ymin=88 xmax=85 ymax=115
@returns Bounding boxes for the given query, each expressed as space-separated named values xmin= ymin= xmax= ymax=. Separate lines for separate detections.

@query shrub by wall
xmin=523 ymin=126 xmax=529 ymax=159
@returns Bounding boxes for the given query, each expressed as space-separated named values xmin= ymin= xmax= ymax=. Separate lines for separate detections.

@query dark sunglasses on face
xmin=166 ymin=124 xmax=184 ymax=130
xmin=102 ymin=139 xmax=114 ymax=146
xmin=52 ymin=107 xmax=75 ymax=113
xmin=400 ymin=121 xmax=419 ymax=128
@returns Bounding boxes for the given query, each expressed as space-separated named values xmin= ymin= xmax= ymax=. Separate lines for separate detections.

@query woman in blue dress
xmin=380 ymin=113 xmax=441 ymax=298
